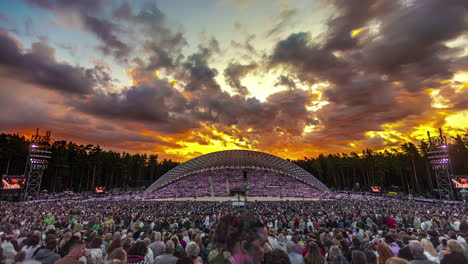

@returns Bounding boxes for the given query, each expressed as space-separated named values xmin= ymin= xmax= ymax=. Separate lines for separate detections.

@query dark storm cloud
xmin=360 ymin=0 xmax=468 ymax=91
xmin=113 ymin=1 xmax=188 ymax=72
xmin=266 ymin=0 xmax=468 ymax=147
xmin=23 ymin=0 xmax=131 ymax=61
xmin=223 ymin=62 xmax=257 ymax=95
xmin=0 ymin=30 xmax=98 ymax=94
xmin=274 ymin=75 xmax=296 ymax=90
xmin=82 ymin=15 xmax=130 ymax=59
xmin=324 ymin=0 xmax=399 ymax=50
xmin=269 ymin=32 xmax=346 ymax=83
xmin=75 ymin=79 xmax=198 ymax=134
xmin=180 ymin=47 xmax=221 ymax=93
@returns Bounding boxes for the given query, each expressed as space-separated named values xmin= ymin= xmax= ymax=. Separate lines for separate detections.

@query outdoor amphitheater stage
xmin=143 ymin=196 xmax=325 ymax=202
xmin=144 ymin=150 xmax=331 ymax=200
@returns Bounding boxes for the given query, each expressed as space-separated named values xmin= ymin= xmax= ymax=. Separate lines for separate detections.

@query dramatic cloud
xmin=82 ymin=15 xmax=130 ymax=59
xmin=223 ymin=62 xmax=257 ymax=95
xmin=1 ymin=0 xmax=467 ymax=160
xmin=269 ymin=32 xmax=346 ymax=84
xmin=0 ymin=29 xmax=100 ymax=94
xmin=75 ymin=79 xmax=195 ymax=134
xmin=24 ymin=0 xmax=131 ymax=61
xmin=274 ymin=75 xmax=296 ymax=90
xmin=324 ymin=0 xmax=399 ymax=50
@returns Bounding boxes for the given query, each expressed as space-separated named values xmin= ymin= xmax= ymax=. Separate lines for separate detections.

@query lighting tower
xmin=427 ymin=128 xmax=453 ymax=200
xmin=23 ymin=129 xmax=52 ymax=201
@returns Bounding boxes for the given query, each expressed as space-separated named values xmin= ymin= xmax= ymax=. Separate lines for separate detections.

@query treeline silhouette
xmin=0 ymin=134 xmax=179 ymax=192
xmin=0 ymin=132 xmax=467 ymax=194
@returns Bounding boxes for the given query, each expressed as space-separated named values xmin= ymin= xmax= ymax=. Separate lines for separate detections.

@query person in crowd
xmin=107 ymin=247 xmax=127 ymax=264
xmin=398 ymin=236 xmax=413 ymax=261
xmin=264 ymin=248 xmax=292 ymax=264
xmin=277 ymin=234 xmax=287 ymax=253
xmin=105 ymin=238 xmax=124 ymax=263
xmin=149 ymin=232 xmax=165 ymax=260
xmin=375 ymin=243 xmax=394 ymax=264
xmin=32 ymin=237 xmax=61 ymax=264
xmin=385 ymin=235 xmax=400 ymax=257
xmin=364 ymin=250 xmax=377 ymax=264
xmin=347 ymin=237 xmax=363 ymax=261
xmin=57 ymin=231 xmax=72 ymax=257
xmin=440 ymin=239 xmax=468 ymax=264
xmin=304 ymin=242 xmax=324 ymax=264
xmin=154 ymin=241 xmax=178 ymax=264
xmin=2 ymin=234 xmax=17 ymax=264
xmin=56 ymin=239 xmax=93 ymax=264
xmin=287 ymin=241 xmax=304 ymax=264
xmin=185 ymin=242 xmax=202 ymax=264
xmin=419 ymin=239 xmax=439 ymax=263
xmin=20 ymin=233 xmax=41 ymax=261
xmin=126 ymin=241 xmax=147 ymax=264
xmin=408 ymin=240 xmax=437 ymax=264
xmin=351 ymin=250 xmax=367 ymax=264
xmin=385 ymin=257 xmax=411 ymax=264
xmin=88 ymin=237 xmax=104 ymax=264
xmin=327 ymin=246 xmax=348 ymax=264
xmin=215 ymin=214 xmax=268 ymax=264
xmin=172 ymin=235 xmax=186 ymax=259
xmin=142 ymin=238 xmax=154 ymax=264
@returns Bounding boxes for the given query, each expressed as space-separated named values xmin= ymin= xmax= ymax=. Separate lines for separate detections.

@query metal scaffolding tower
xmin=23 ymin=129 xmax=52 ymax=201
xmin=427 ymin=129 xmax=454 ymax=200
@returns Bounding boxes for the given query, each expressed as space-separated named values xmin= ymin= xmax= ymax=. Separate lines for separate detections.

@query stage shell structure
xmin=144 ymin=150 xmax=331 ymax=198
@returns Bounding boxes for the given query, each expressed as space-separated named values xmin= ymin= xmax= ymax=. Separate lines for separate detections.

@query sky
xmin=0 ymin=0 xmax=467 ymax=161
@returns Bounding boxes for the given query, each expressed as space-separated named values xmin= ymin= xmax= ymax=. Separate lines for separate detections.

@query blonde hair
xmin=420 ymin=239 xmax=437 ymax=257
xmin=447 ymin=239 xmax=465 ymax=254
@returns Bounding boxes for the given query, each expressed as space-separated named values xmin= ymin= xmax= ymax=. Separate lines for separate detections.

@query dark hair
xmin=304 ymin=242 xmax=324 ymax=264
xmin=352 ymin=250 xmax=367 ymax=264
xmin=45 ymin=238 xmax=58 ymax=251
xmin=402 ymin=235 xmax=411 ymax=245
xmin=107 ymin=238 xmax=123 ymax=257
xmin=352 ymin=237 xmax=361 ymax=248
xmin=385 ymin=235 xmax=395 ymax=244
xmin=108 ymin=247 xmax=126 ymax=262
xmin=128 ymin=241 xmax=147 ymax=256
xmin=89 ymin=237 xmax=103 ymax=249
xmin=24 ymin=234 xmax=41 ymax=247
xmin=176 ymin=256 xmax=193 ymax=264
xmin=264 ymin=248 xmax=291 ymax=264
xmin=62 ymin=236 xmax=84 ymax=255
xmin=364 ymin=250 xmax=377 ymax=264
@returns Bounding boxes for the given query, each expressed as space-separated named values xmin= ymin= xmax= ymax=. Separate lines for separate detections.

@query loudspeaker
xmin=243 ymin=171 xmax=247 ymax=180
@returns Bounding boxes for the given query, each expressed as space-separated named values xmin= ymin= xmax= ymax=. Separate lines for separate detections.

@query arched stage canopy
xmin=144 ymin=150 xmax=330 ymax=194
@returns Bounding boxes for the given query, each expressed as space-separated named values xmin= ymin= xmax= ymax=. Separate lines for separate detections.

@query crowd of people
xmin=148 ymin=169 xmax=326 ymax=199
xmin=0 ymin=192 xmax=467 ymax=264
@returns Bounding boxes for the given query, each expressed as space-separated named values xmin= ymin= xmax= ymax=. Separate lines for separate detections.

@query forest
xmin=0 ymin=132 xmax=467 ymax=194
